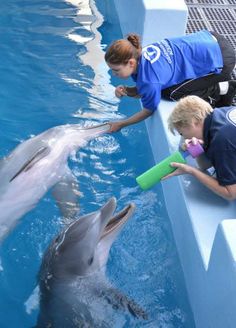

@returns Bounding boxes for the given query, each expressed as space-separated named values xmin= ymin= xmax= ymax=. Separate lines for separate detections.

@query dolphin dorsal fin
xmin=10 ymin=146 xmax=51 ymax=182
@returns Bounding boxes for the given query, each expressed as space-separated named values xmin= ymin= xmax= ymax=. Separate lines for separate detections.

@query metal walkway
xmin=185 ymin=0 xmax=236 ymax=78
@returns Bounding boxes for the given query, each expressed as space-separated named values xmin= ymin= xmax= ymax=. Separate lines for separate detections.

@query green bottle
xmin=136 ymin=151 xmax=186 ymax=190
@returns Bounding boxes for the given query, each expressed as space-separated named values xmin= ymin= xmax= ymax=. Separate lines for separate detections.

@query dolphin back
xmin=35 ymin=277 xmax=148 ymax=327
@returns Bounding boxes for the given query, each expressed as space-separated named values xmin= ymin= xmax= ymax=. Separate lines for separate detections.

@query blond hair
xmin=168 ymin=96 xmax=213 ymax=134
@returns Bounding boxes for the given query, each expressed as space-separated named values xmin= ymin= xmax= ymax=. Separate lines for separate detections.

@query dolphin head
xmin=41 ymin=198 xmax=135 ymax=280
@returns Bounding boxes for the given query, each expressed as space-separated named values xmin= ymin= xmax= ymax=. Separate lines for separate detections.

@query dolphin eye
xmin=54 ymin=236 xmax=60 ymax=244
xmin=88 ymin=256 xmax=94 ymax=266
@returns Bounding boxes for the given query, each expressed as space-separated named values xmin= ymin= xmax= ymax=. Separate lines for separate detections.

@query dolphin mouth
xmin=101 ymin=203 xmax=135 ymax=239
xmin=80 ymin=122 xmax=111 ymax=133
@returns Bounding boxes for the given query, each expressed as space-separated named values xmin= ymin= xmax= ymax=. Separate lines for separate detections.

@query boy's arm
xmin=165 ymin=162 xmax=236 ymax=201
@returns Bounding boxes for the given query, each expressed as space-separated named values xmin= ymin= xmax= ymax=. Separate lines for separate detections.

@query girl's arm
xmin=108 ymin=108 xmax=152 ymax=133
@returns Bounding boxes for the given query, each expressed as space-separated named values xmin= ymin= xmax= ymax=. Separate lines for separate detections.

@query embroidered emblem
xmin=143 ymin=45 xmax=161 ymax=64
xmin=227 ymin=108 xmax=236 ymax=127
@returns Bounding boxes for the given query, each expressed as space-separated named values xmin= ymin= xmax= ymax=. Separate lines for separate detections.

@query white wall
xmin=114 ymin=0 xmax=187 ymax=45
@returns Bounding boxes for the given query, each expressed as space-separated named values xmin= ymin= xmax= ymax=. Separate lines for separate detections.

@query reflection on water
xmin=65 ymin=0 xmax=118 ymax=119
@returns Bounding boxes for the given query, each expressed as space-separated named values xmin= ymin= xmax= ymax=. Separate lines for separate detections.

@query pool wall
xmin=111 ymin=0 xmax=236 ymax=327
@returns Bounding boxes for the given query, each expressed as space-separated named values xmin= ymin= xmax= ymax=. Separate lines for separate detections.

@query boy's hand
xmin=181 ymin=137 xmax=204 ymax=151
xmin=162 ymin=162 xmax=194 ymax=180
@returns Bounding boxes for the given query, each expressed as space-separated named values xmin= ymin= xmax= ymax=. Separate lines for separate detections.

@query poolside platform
xmin=112 ymin=0 xmax=236 ymax=327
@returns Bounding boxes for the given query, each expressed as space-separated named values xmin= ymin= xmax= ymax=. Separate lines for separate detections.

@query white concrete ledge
xmin=146 ymin=101 xmax=236 ymax=327
xmin=150 ymin=101 xmax=236 ymax=268
xmin=113 ymin=0 xmax=188 ymax=44
xmin=111 ymin=0 xmax=236 ymax=326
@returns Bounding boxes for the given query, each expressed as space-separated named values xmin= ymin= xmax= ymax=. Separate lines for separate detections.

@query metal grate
xmin=185 ymin=0 xmax=231 ymax=5
xmin=202 ymin=7 xmax=235 ymax=20
xmin=185 ymin=0 xmax=236 ymax=79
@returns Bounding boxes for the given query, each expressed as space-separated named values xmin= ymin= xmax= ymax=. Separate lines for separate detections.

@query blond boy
xmin=166 ymin=95 xmax=236 ymax=200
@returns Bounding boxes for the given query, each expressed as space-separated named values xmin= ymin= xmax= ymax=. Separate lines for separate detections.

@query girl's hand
xmin=115 ymin=85 xmax=127 ymax=98
xmin=107 ymin=121 xmax=125 ymax=133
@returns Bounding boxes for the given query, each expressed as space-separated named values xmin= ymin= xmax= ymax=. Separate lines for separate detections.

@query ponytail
xmin=105 ymin=33 xmax=142 ymax=65
xmin=127 ymin=34 xmax=141 ymax=50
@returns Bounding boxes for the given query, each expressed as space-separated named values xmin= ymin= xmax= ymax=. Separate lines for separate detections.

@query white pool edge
xmin=112 ymin=1 xmax=236 ymax=327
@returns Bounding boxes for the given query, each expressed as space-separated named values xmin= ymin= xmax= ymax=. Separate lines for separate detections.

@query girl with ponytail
xmin=105 ymin=30 xmax=236 ymax=133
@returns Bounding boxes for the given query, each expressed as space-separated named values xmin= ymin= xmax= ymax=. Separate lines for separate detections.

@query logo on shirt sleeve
xmin=143 ymin=45 xmax=161 ymax=64
xmin=227 ymin=108 xmax=236 ymax=127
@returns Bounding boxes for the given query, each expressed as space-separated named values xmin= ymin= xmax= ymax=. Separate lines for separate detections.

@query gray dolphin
xmin=0 ymin=123 xmax=110 ymax=241
xmin=36 ymin=197 xmax=147 ymax=327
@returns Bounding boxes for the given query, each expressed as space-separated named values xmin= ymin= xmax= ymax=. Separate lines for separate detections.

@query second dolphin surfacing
xmin=36 ymin=197 xmax=147 ymax=327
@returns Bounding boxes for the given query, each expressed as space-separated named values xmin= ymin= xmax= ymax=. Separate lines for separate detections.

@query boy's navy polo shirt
xmin=132 ymin=30 xmax=223 ymax=112
xmin=203 ymin=106 xmax=236 ymax=186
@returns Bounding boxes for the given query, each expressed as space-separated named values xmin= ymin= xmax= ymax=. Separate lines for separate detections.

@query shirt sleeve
xmin=138 ymin=83 xmax=161 ymax=112
xmin=213 ymin=143 xmax=236 ymax=186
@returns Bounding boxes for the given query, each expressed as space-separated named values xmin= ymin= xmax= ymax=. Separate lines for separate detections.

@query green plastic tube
xmin=136 ymin=151 xmax=187 ymax=190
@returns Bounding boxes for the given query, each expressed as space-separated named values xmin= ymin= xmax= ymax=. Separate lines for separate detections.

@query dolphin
xmin=36 ymin=197 xmax=147 ymax=327
xmin=0 ymin=123 xmax=110 ymax=241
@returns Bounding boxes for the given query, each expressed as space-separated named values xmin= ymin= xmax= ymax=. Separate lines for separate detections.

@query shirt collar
xmin=203 ymin=113 xmax=213 ymax=150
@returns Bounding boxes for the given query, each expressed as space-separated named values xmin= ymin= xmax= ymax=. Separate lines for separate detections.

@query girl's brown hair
xmin=105 ymin=33 xmax=142 ymax=65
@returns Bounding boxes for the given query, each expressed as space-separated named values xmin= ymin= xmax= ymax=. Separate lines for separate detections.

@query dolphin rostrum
xmin=0 ymin=123 xmax=110 ymax=242
xmin=36 ymin=197 xmax=147 ymax=327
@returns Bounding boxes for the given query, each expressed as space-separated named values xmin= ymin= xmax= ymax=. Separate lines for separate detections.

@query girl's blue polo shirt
xmin=203 ymin=106 xmax=236 ymax=186
xmin=132 ymin=30 xmax=223 ymax=112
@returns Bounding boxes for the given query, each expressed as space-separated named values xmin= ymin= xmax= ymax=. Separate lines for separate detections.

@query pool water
xmin=0 ymin=0 xmax=195 ymax=327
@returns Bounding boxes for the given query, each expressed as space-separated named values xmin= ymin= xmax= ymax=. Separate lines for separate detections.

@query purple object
xmin=187 ymin=142 xmax=204 ymax=158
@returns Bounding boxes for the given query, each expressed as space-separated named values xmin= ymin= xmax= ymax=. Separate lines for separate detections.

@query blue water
xmin=0 ymin=0 xmax=195 ymax=327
